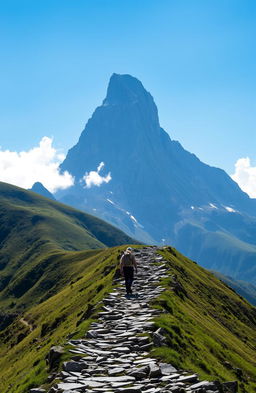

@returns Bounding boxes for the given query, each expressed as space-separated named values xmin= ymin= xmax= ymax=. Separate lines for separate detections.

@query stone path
xmin=32 ymin=247 xmax=235 ymax=393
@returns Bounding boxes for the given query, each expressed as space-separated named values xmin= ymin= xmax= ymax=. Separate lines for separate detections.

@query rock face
xmin=59 ymin=74 xmax=256 ymax=283
xmin=46 ymin=345 xmax=64 ymax=370
xmin=33 ymin=247 xmax=238 ymax=393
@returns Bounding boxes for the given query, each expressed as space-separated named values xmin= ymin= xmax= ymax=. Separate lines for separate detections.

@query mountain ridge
xmin=1 ymin=245 xmax=255 ymax=393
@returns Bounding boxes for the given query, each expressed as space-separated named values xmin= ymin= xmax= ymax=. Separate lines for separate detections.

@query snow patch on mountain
xmin=224 ymin=206 xmax=237 ymax=213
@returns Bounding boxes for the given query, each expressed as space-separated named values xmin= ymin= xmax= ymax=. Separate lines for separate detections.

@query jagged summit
xmin=60 ymin=73 xmax=162 ymax=180
xmin=102 ymin=73 xmax=160 ymax=129
xmin=103 ymin=73 xmax=153 ymax=105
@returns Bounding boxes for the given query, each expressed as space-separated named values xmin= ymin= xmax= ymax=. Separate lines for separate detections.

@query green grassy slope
xmin=0 ymin=247 xmax=125 ymax=393
xmin=0 ymin=182 xmax=135 ymax=323
xmin=152 ymin=247 xmax=256 ymax=393
xmin=0 ymin=245 xmax=255 ymax=393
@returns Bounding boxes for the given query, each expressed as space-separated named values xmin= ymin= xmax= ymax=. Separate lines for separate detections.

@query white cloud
xmin=231 ymin=157 xmax=256 ymax=198
xmin=82 ymin=162 xmax=112 ymax=188
xmin=0 ymin=137 xmax=74 ymax=193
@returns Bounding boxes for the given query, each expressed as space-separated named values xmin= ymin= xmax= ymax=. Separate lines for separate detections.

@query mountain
xmin=0 ymin=181 xmax=136 ymax=328
xmin=29 ymin=182 xmax=55 ymax=200
xmin=58 ymin=73 xmax=256 ymax=284
xmin=212 ymin=271 xmax=256 ymax=306
xmin=0 ymin=246 xmax=256 ymax=393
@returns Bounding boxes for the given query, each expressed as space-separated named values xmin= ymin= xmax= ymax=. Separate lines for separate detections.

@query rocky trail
xmin=31 ymin=247 xmax=237 ymax=393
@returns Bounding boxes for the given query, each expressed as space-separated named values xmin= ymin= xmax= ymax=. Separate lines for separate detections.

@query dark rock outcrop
xmin=46 ymin=346 xmax=64 ymax=370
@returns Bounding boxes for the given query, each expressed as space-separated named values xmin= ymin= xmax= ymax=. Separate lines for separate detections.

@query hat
xmin=126 ymin=247 xmax=132 ymax=252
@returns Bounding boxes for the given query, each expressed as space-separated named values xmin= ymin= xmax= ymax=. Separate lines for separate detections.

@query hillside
xmin=0 ymin=181 xmax=135 ymax=327
xmin=153 ymin=247 xmax=256 ymax=393
xmin=0 ymin=246 xmax=255 ymax=393
xmin=58 ymin=73 xmax=256 ymax=284
xmin=0 ymin=247 xmax=123 ymax=393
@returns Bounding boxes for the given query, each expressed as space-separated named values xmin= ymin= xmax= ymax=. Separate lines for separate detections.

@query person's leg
xmin=123 ymin=267 xmax=130 ymax=294
xmin=126 ymin=267 xmax=134 ymax=294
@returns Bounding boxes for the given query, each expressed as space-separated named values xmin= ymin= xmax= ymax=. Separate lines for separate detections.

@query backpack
xmin=122 ymin=252 xmax=133 ymax=266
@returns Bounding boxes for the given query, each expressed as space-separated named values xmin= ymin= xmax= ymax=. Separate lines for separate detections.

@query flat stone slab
xmin=160 ymin=373 xmax=180 ymax=381
xmin=59 ymin=391 xmax=81 ymax=393
xmin=78 ymin=380 xmax=107 ymax=388
xmin=133 ymin=358 xmax=155 ymax=364
xmin=29 ymin=389 xmax=46 ymax=393
xmin=177 ymin=374 xmax=198 ymax=383
xmin=57 ymin=383 xmax=87 ymax=390
xmin=111 ymin=382 xmax=135 ymax=387
xmin=81 ymin=376 xmax=136 ymax=383
xmin=117 ymin=332 xmax=136 ymax=337
xmin=113 ymin=347 xmax=131 ymax=353
xmin=190 ymin=380 xmax=215 ymax=390
xmin=108 ymin=367 xmax=125 ymax=375
xmin=83 ymin=348 xmax=113 ymax=356
xmin=116 ymin=388 xmax=143 ymax=393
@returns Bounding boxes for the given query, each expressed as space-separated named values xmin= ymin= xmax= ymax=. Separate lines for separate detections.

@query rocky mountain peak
xmin=103 ymin=73 xmax=152 ymax=106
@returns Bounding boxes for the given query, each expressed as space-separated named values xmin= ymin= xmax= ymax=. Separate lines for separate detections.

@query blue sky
xmin=0 ymin=0 xmax=255 ymax=193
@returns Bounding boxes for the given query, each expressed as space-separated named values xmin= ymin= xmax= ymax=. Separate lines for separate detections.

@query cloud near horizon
xmin=82 ymin=162 xmax=112 ymax=188
xmin=0 ymin=137 xmax=74 ymax=193
xmin=231 ymin=157 xmax=256 ymax=198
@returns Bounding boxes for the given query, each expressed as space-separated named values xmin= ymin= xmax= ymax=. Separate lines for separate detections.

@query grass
xmin=1 ymin=245 xmax=256 ymax=393
xmin=0 ymin=246 xmax=129 ymax=393
xmin=150 ymin=246 xmax=256 ymax=393
xmin=1 ymin=182 xmax=256 ymax=393
xmin=0 ymin=181 xmax=136 ymax=321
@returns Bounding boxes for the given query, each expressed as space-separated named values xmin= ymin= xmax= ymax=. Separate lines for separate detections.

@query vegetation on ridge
xmin=0 ymin=182 xmax=256 ymax=393
xmin=0 ymin=181 xmax=135 ymax=325
xmin=0 ymin=245 xmax=255 ymax=392
xmin=0 ymin=246 xmax=126 ymax=393
xmin=152 ymin=247 xmax=256 ymax=393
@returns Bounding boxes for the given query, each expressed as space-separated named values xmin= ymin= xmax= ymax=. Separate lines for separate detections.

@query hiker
xmin=120 ymin=247 xmax=138 ymax=295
